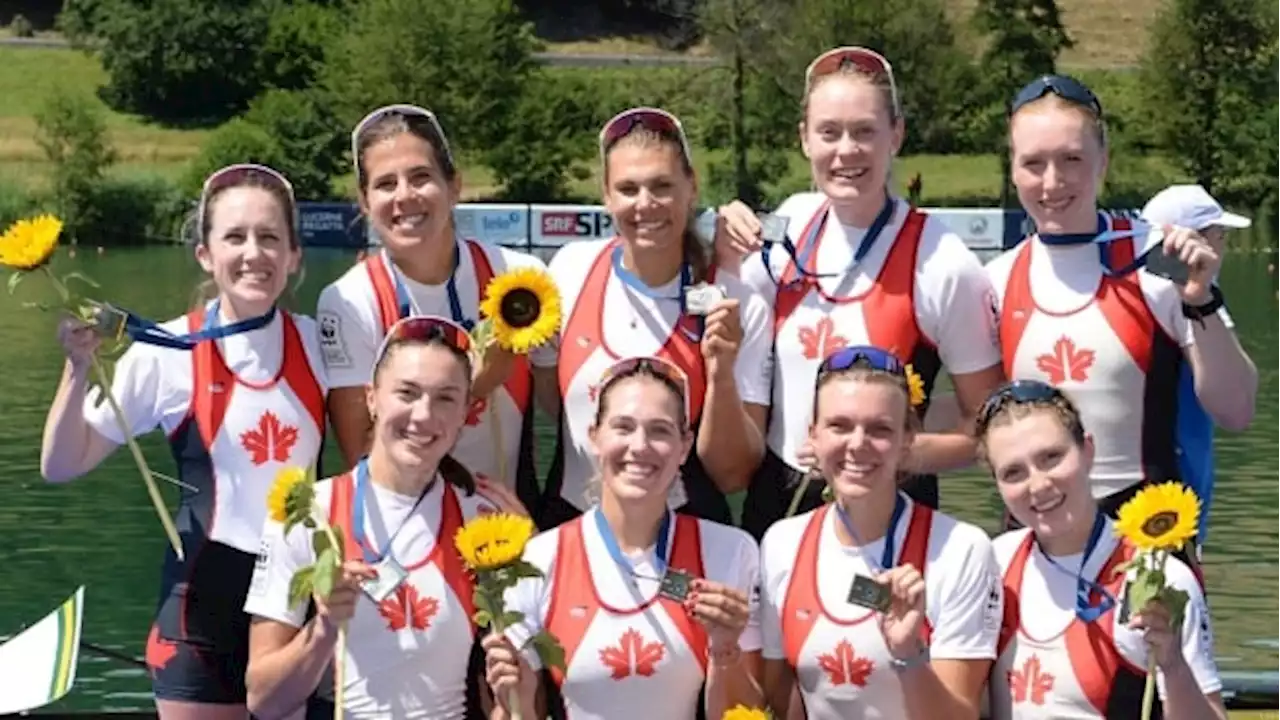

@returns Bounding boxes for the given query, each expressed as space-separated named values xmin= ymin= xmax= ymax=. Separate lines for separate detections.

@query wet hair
xmin=593 ymin=359 xmax=690 ymax=430
xmin=1008 ymin=93 xmax=1108 ymax=153
xmin=371 ymin=329 xmax=476 ymax=495
xmin=602 ymin=126 xmax=709 ymax=284
xmin=354 ymin=111 xmax=457 ymax=192
xmin=812 ymin=365 xmax=917 ymax=433
xmin=974 ymin=388 xmax=1086 ymax=464
xmin=802 ymin=63 xmax=900 ymax=126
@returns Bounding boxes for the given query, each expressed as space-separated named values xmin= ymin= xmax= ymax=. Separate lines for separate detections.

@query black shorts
xmin=146 ymin=537 xmax=255 ymax=704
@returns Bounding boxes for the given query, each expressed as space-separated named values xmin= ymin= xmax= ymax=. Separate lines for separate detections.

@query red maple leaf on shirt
xmin=1008 ymin=654 xmax=1054 ymax=706
xmin=378 ymin=583 xmax=439 ymax=632
xmin=599 ymin=628 xmax=665 ymax=679
xmin=144 ymin=625 xmax=177 ymax=675
xmin=1036 ymin=336 xmax=1095 ymax=384
xmin=239 ymin=411 xmax=298 ymax=465
xmin=798 ymin=317 xmax=848 ymax=360
xmin=817 ymin=639 xmax=875 ymax=686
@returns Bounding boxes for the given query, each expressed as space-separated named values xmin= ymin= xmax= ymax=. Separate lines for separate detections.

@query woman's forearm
xmin=246 ymin=617 xmax=342 ymax=719
xmin=705 ymin=650 xmax=764 ymax=719
xmin=41 ymin=360 xmax=113 ymax=482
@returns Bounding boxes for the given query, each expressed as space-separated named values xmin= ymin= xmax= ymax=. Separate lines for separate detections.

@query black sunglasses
xmin=976 ymin=380 xmax=1067 ymax=435
xmin=1010 ymin=75 xmax=1104 ymax=118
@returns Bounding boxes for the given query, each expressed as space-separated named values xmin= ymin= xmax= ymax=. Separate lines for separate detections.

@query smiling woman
xmin=37 ymin=163 xmax=329 ymax=720
xmin=530 ymin=106 xmax=773 ymax=531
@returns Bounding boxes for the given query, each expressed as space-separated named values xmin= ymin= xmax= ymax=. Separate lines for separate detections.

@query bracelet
xmin=889 ymin=644 xmax=930 ymax=672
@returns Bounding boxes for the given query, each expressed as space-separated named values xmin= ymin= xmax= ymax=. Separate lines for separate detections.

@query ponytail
xmin=438 ymin=453 xmax=476 ymax=496
xmin=681 ymin=220 xmax=709 ymax=284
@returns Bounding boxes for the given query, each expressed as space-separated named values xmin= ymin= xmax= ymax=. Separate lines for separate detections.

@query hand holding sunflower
xmin=1112 ymin=481 xmax=1201 ymax=720
xmin=3 ymin=214 xmax=183 ymax=560
xmin=267 ymin=466 xmax=350 ymax=719
xmin=455 ymin=512 xmax=564 ymax=720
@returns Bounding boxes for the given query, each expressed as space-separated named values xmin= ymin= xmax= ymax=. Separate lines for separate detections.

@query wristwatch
xmin=1182 ymin=285 xmax=1225 ymax=326
xmin=889 ymin=644 xmax=930 ymax=672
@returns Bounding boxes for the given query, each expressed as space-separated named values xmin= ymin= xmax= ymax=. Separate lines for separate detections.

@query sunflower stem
xmin=1139 ymin=549 xmax=1171 ymax=720
xmin=486 ymin=595 xmax=523 ymax=720
xmin=785 ymin=473 xmax=814 ymax=518
xmin=488 ymin=401 xmax=507 ymax=488
xmin=304 ymin=498 xmax=346 ymax=719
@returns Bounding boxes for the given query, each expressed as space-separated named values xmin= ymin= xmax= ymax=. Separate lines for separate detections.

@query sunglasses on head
xmin=1010 ymin=75 xmax=1104 ymax=118
xmin=596 ymin=355 xmax=692 ymax=422
xmin=817 ymin=346 xmax=906 ymax=384
xmin=371 ymin=315 xmax=472 ymax=380
xmin=804 ymin=46 xmax=901 ymax=116
xmin=598 ymin=107 xmax=693 ymax=164
xmin=351 ymin=104 xmax=455 ymax=181
xmin=198 ymin=163 xmax=297 ymax=237
xmin=975 ymin=380 xmax=1066 ymax=434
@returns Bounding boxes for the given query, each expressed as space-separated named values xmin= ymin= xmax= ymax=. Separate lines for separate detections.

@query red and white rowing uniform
xmin=986 ymin=522 xmax=1220 ymax=719
xmin=502 ymin=507 xmax=762 ymax=720
xmin=316 ymin=240 xmax=554 ymax=490
xmin=986 ymin=222 xmax=1233 ymax=500
xmin=246 ymin=474 xmax=505 ymax=719
xmin=759 ymin=495 xmax=1002 ymax=719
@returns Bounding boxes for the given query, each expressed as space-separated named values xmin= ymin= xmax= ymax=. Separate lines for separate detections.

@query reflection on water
xmin=0 ymin=244 xmax=1274 ymax=712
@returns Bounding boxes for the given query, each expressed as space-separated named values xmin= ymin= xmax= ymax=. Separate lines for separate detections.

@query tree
xmin=483 ymin=71 xmax=596 ymax=201
xmin=971 ymin=0 xmax=1073 ymax=207
xmin=58 ymin=0 xmax=278 ymax=125
xmin=320 ymin=0 xmax=541 ymax=156
xmin=1139 ymin=0 xmax=1276 ymax=205
xmin=34 ymin=86 xmax=118 ymax=243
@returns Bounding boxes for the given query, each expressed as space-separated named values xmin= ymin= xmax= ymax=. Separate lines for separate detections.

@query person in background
xmin=530 ymin=107 xmax=773 ymax=529
xmin=245 ymin=316 xmax=525 ymax=719
xmin=1140 ymin=184 xmax=1254 ymax=547
xmin=977 ymin=379 xmax=1226 ymax=720
xmin=758 ymin=346 xmax=1001 ymax=719
xmin=316 ymin=104 xmax=552 ymax=512
xmin=41 ymin=164 xmax=325 ymax=719
xmin=715 ymin=46 xmax=1006 ymax=539
xmin=985 ymin=76 xmax=1258 ymax=543
xmin=483 ymin=357 xmax=763 ymax=719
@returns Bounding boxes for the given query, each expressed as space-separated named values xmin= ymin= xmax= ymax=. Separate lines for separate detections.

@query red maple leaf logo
xmin=1035 ymin=336 xmax=1095 ymax=384
xmin=587 ymin=382 xmax=601 ymax=403
xmin=1009 ymin=654 xmax=1054 ymax=706
xmin=377 ymin=583 xmax=439 ymax=632
xmin=798 ymin=317 xmax=848 ymax=361
xmin=599 ymin=628 xmax=664 ymax=680
xmin=466 ymin=397 xmax=487 ymax=427
xmin=817 ymin=639 xmax=875 ymax=686
xmin=144 ymin=625 xmax=177 ymax=675
xmin=239 ymin=411 xmax=299 ymax=465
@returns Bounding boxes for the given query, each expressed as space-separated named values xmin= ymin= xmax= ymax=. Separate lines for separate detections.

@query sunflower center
xmin=1141 ymin=511 xmax=1179 ymax=538
xmin=500 ymin=289 xmax=541 ymax=328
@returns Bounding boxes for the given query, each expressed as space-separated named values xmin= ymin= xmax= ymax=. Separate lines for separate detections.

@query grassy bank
xmin=0 ymin=43 xmax=1188 ymax=208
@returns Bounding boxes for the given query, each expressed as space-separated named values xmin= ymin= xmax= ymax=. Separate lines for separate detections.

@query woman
xmin=715 ymin=47 xmax=1006 ymax=539
xmin=759 ymin=346 xmax=1000 ymax=719
xmin=317 ymin=103 xmax=552 ymax=508
xmin=984 ymin=74 xmax=1257 ymax=525
xmin=530 ymin=106 xmax=773 ymax=528
xmin=483 ymin=356 xmax=763 ymax=719
xmin=976 ymin=379 xmax=1225 ymax=719
xmin=40 ymin=164 xmax=325 ymax=719
xmin=244 ymin=315 xmax=526 ymax=718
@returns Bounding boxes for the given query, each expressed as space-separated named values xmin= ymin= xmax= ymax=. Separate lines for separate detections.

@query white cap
xmin=1141 ymin=184 xmax=1252 ymax=231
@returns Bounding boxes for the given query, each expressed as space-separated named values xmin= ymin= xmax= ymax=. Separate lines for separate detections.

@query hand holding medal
xmin=683 ymin=578 xmax=752 ymax=664
xmin=872 ymin=565 xmax=928 ymax=660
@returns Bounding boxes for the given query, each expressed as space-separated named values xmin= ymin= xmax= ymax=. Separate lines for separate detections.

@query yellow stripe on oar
xmin=49 ymin=590 xmax=79 ymax=698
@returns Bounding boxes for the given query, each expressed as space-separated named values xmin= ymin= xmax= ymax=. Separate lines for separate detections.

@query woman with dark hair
xmin=531 ymin=106 xmax=773 ymax=529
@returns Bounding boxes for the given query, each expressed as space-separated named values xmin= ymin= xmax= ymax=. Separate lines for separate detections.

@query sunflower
xmin=1113 ymin=481 xmax=1200 ymax=552
xmin=267 ymin=466 xmax=314 ymax=525
xmin=721 ymin=706 xmax=770 ymax=720
xmin=455 ymin=512 xmax=535 ymax=571
xmin=904 ymin=364 xmax=926 ymax=407
xmin=479 ymin=267 xmax=562 ymax=354
xmin=0 ymin=214 xmax=62 ymax=271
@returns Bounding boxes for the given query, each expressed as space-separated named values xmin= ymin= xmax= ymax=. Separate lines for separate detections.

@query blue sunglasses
xmin=817 ymin=345 xmax=906 ymax=384
xmin=976 ymin=380 xmax=1066 ymax=432
xmin=1010 ymin=75 xmax=1103 ymax=118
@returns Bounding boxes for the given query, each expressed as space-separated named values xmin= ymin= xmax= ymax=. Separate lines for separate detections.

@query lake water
xmin=1 ymin=243 xmax=1275 ymax=712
